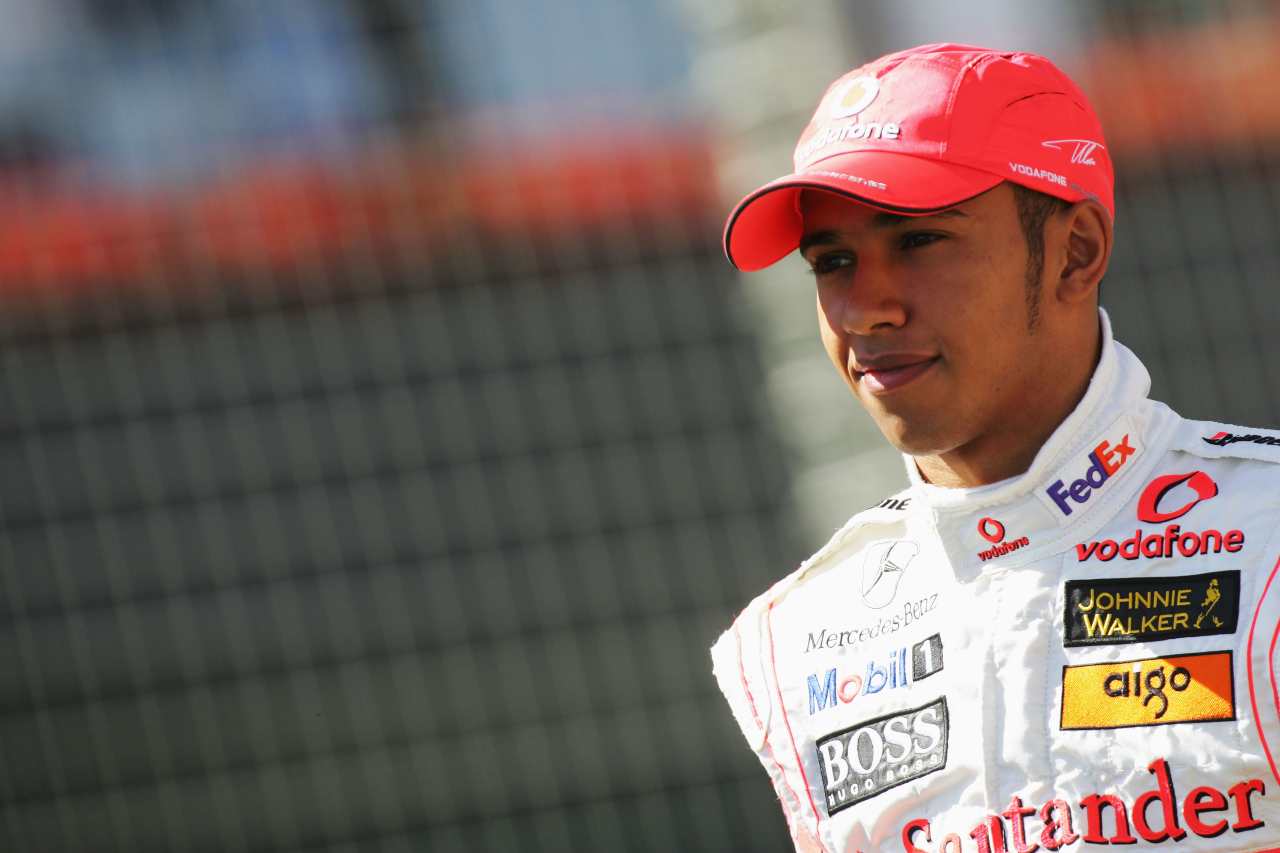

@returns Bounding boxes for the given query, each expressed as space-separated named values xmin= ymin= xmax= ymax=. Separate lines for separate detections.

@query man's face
xmin=801 ymin=183 xmax=1052 ymax=457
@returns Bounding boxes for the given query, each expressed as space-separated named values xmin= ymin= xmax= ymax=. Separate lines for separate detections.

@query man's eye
xmin=900 ymin=232 xmax=943 ymax=250
xmin=807 ymin=254 xmax=853 ymax=276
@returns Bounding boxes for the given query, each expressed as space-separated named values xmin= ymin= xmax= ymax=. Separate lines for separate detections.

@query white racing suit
xmin=712 ymin=312 xmax=1280 ymax=852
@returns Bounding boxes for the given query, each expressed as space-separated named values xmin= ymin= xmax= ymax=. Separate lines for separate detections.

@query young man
xmin=711 ymin=43 xmax=1280 ymax=853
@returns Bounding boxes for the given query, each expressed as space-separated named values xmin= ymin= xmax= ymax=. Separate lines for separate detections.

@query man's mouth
xmin=855 ymin=356 xmax=939 ymax=394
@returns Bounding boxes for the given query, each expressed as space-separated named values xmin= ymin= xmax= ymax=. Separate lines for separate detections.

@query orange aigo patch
xmin=1060 ymin=651 xmax=1235 ymax=730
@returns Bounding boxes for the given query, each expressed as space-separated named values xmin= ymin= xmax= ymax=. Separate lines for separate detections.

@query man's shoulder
xmin=1147 ymin=408 xmax=1280 ymax=517
xmin=709 ymin=485 xmax=920 ymax=744
xmin=1180 ymin=421 xmax=1280 ymax=457
xmin=1164 ymin=409 xmax=1280 ymax=473
xmin=719 ymin=485 xmax=917 ymax=632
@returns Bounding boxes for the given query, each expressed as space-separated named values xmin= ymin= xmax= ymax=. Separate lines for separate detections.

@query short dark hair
xmin=1010 ymin=183 xmax=1070 ymax=328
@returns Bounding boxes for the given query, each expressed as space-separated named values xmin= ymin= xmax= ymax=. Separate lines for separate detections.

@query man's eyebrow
xmin=799 ymin=208 xmax=969 ymax=255
xmin=798 ymin=230 xmax=840 ymax=256
xmin=871 ymin=208 xmax=969 ymax=227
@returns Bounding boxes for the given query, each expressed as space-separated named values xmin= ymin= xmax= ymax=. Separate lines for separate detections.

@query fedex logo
xmin=1046 ymin=435 xmax=1137 ymax=517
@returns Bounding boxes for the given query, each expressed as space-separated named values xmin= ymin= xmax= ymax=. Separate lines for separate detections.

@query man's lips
xmin=854 ymin=356 xmax=939 ymax=394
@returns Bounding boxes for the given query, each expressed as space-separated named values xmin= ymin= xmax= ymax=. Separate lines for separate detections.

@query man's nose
xmin=832 ymin=258 xmax=907 ymax=335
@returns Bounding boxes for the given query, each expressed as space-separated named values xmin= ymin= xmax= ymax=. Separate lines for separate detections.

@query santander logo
xmin=1076 ymin=471 xmax=1245 ymax=562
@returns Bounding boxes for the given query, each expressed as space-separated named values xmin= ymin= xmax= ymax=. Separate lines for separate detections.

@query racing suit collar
xmin=902 ymin=308 xmax=1173 ymax=569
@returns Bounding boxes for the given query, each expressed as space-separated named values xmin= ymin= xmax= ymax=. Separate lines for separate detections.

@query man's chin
xmin=868 ymin=411 xmax=959 ymax=458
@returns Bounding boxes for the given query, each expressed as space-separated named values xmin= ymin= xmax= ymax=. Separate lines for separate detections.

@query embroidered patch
xmin=816 ymin=696 xmax=948 ymax=814
xmin=1063 ymin=571 xmax=1240 ymax=647
xmin=1061 ymin=651 xmax=1235 ymax=730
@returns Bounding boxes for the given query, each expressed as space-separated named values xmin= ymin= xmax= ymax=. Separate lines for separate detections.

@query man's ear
xmin=1054 ymin=199 xmax=1112 ymax=304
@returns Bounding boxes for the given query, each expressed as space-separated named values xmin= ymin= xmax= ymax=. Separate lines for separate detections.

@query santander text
xmin=901 ymin=758 xmax=1265 ymax=852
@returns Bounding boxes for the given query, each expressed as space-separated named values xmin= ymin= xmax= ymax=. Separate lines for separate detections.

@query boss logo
xmin=816 ymin=696 xmax=948 ymax=815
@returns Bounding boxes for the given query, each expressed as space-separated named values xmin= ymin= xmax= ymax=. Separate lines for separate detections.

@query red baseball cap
xmin=724 ymin=43 xmax=1114 ymax=271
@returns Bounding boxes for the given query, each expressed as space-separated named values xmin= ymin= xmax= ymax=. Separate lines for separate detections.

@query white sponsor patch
xmin=817 ymin=696 xmax=949 ymax=814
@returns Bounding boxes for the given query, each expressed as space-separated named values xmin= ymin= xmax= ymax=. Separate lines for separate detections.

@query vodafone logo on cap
xmin=828 ymin=76 xmax=879 ymax=118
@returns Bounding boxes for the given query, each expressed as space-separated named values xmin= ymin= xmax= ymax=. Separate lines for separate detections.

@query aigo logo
xmin=1045 ymin=434 xmax=1137 ymax=517
xmin=1101 ymin=661 xmax=1192 ymax=720
xmin=1060 ymin=651 xmax=1235 ymax=730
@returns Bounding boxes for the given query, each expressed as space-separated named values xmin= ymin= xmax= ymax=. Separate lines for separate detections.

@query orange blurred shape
xmin=0 ymin=125 xmax=715 ymax=297
xmin=1081 ymin=14 xmax=1280 ymax=155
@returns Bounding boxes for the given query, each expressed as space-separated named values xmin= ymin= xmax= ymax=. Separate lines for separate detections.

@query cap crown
xmin=794 ymin=43 xmax=1113 ymax=216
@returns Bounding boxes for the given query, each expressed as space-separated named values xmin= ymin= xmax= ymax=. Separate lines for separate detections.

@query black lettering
xmin=1202 ymin=432 xmax=1280 ymax=447
xmin=1143 ymin=668 xmax=1169 ymax=718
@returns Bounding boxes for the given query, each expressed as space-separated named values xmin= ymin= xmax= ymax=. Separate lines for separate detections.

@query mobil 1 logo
xmin=816 ymin=696 xmax=948 ymax=816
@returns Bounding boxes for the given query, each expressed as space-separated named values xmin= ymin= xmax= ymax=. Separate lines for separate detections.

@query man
xmin=711 ymin=43 xmax=1280 ymax=853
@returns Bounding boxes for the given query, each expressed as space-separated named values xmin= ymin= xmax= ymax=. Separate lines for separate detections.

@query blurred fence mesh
xmin=0 ymin=4 xmax=801 ymax=852
xmin=3 ymin=3 xmax=1280 ymax=853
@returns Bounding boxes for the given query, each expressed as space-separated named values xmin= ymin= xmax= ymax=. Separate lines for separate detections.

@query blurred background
xmin=2 ymin=1 xmax=1279 ymax=851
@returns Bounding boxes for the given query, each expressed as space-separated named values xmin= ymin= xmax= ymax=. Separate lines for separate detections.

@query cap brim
xmin=723 ymin=151 xmax=1004 ymax=271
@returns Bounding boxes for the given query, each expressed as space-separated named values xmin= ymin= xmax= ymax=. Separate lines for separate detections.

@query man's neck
xmin=913 ymin=419 xmax=1065 ymax=488
xmin=912 ymin=317 xmax=1104 ymax=489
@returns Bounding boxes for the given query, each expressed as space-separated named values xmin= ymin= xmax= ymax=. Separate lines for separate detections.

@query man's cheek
xmin=817 ymin=306 xmax=849 ymax=355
